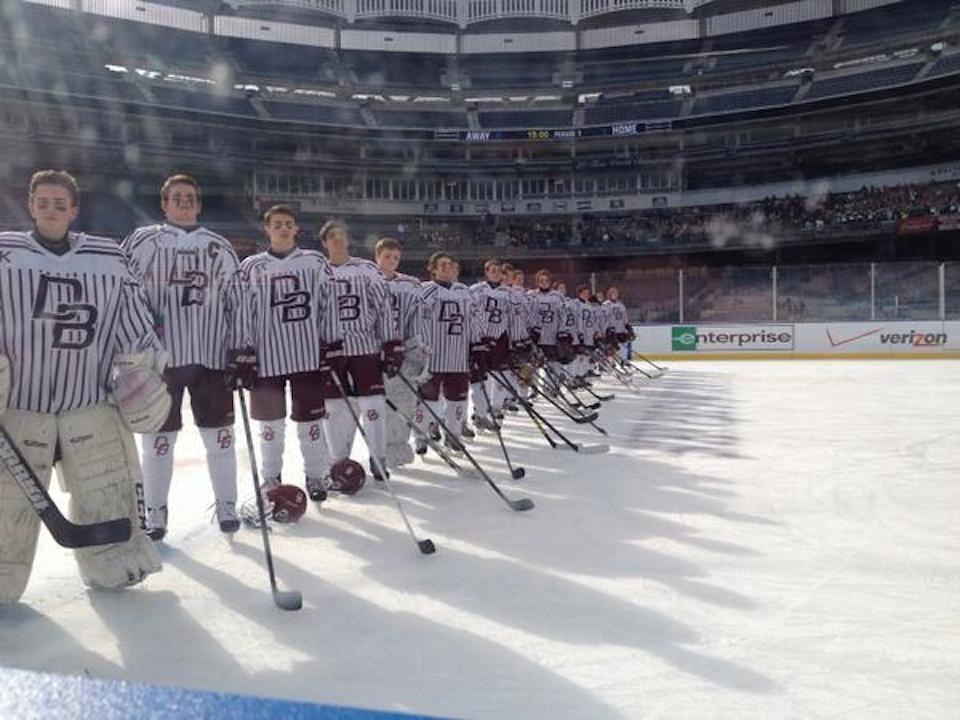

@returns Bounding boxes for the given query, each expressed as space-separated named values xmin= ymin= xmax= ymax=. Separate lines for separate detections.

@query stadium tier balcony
xmin=149 ymin=85 xmax=258 ymax=117
xmin=372 ymin=108 xmax=469 ymax=128
xmin=840 ymin=0 xmax=955 ymax=48
xmin=224 ymin=38 xmax=339 ymax=83
xmin=478 ymin=109 xmax=573 ymax=128
xmin=804 ymin=62 xmax=924 ymax=101
xmin=263 ymin=100 xmax=365 ymax=124
xmin=929 ymin=53 xmax=960 ymax=78
xmin=692 ymin=85 xmax=797 ymax=115
xmin=584 ymin=99 xmax=681 ymax=124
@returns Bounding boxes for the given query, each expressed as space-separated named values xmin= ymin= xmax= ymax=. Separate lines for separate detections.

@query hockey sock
xmin=470 ymin=382 xmax=490 ymax=418
xmin=199 ymin=426 xmax=237 ymax=505
xmin=322 ymin=398 xmax=355 ymax=462
xmin=358 ymin=395 xmax=387 ymax=461
xmin=258 ymin=419 xmax=286 ymax=481
xmin=445 ymin=400 xmax=467 ymax=439
xmin=297 ymin=420 xmax=330 ymax=480
xmin=141 ymin=431 xmax=178 ymax=510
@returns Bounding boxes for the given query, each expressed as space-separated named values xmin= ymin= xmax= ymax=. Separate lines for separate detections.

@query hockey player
xmin=468 ymin=259 xmax=513 ymax=430
xmin=0 ymin=170 xmax=166 ymax=603
xmin=573 ymin=286 xmax=602 ymax=383
xmin=604 ymin=285 xmax=634 ymax=360
xmin=553 ymin=280 xmax=580 ymax=373
xmin=529 ymin=269 xmax=569 ymax=379
xmin=123 ymin=174 xmax=243 ymax=540
xmin=320 ymin=221 xmax=400 ymax=482
xmin=238 ymin=205 xmax=337 ymax=504
xmin=375 ymin=237 xmax=424 ymax=469
xmin=415 ymin=253 xmax=483 ymax=453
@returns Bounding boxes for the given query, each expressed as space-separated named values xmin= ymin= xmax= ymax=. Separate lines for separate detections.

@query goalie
xmin=0 ymin=170 xmax=169 ymax=604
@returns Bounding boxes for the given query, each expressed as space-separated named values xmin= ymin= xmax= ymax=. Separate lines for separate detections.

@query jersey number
xmin=168 ymin=250 xmax=208 ymax=307
xmin=270 ymin=275 xmax=311 ymax=323
xmin=32 ymin=275 xmax=98 ymax=350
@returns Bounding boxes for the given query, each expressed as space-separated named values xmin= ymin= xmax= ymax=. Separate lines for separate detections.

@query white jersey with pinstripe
xmin=328 ymin=257 xmax=397 ymax=357
xmin=386 ymin=272 xmax=422 ymax=346
xmin=529 ymin=288 xmax=568 ymax=345
xmin=561 ymin=297 xmax=582 ymax=342
xmin=239 ymin=248 xmax=337 ymax=378
xmin=469 ymin=281 xmax=513 ymax=341
xmin=603 ymin=299 xmax=628 ymax=334
xmin=419 ymin=281 xmax=482 ymax=373
xmin=122 ymin=223 xmax=241 ymax=370
xmin=576 ymin=300 xmax=603 ymax=346
xmin=0 ymin=231 xmax=162 ymax=414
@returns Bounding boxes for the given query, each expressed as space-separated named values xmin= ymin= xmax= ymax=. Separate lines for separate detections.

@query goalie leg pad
xmin=0 ymin=410 xmax=57 ymax=604
xmin=56 ymin=404 xmax=161 ymax=591
xmin=0 ymin=354 xmax=9 ymax=419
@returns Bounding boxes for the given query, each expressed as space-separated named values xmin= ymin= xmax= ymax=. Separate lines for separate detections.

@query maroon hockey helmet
xmin=328 ymin=458 xmax=366 ymax=495
xmin=266 ymin=484 xmax=307 ymax=524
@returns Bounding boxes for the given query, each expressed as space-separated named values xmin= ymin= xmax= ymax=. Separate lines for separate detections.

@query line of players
xmin=0 ymin=169 xmax=633 ymax=603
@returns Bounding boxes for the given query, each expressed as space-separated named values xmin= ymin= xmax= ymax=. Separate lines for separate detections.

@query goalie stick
xmin=0 ymin=424 xmax=132 ymax=549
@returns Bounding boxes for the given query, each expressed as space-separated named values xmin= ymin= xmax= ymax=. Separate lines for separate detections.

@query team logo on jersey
xmin=217 ymin=428 xmax=233 ymax=449
xmin=153 ymin=435 xmax=170 ymax=456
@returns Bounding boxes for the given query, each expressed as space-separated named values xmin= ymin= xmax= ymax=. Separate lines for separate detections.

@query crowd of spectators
xmin=391 ymin=180 xmax=960 ymax=252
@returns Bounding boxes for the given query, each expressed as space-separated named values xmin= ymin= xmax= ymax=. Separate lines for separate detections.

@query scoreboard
xmin=433 ymin=120 xmax=672 ymax=142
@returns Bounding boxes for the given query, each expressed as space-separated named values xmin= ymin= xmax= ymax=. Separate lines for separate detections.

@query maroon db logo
xmin=217 ymin=428 xmax=233 ymax=449
xmin=366 ymin=409 xmax=379 ymax=422
xmin=262 ymin=426 xmax=275 ymax=442
xmin=153 ymin=435 xmax=170 ymax=456
xmin=309 ymin=424 xmax=322 ymax=442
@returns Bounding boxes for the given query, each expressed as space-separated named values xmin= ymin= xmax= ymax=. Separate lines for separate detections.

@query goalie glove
xmin=111 ymin=350 xmax=171 ymax=434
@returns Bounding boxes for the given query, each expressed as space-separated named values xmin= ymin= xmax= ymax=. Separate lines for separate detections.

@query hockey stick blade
xmin=509 ymin=497 xmax=535 ymax=511
xmin=555 ymin=443 xmax=610 ymax=454
xmin=0 ymin=425 xmax=132 ymax=548
xmin=273 ymin=588 xmax=303 ymax=611
xmin=571 ymin=413 xmax=599 ymax=424
xmin=418 ymin=539 xmax=437 ymax=554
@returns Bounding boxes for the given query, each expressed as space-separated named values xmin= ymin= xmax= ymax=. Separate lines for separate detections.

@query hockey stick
xmin=549 ymin=362 xmax=614 ymax=403
xmin=235 ymin=388 xmax=303 ymax=610
xmin=397 ymin=374 xmax=534 ymax=512
xmin=0 ymin=424 xmax=132 ymax=549
xmin=384 ymin=397 xmax=477 ymax=479
xmin=489 ymin=370 xmax=609 ymax=455
xmin=478 ymin=378 xmax=525 ymax=480
xmin=538 ymin=360 xmax=601 ymax=411
xmin=329 ymin=372 xmax=436 ymax=555
xmin=523 ymin=373 xmax=605 ymax=431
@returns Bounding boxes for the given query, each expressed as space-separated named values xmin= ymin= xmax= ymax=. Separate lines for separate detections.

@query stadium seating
xmin=478 ymin=109 xmax=573 ymax=128
xmin=693 ymin=85 xmax=798 ymax=115
xmin=584 ymin=100 xmax=681 ymax=125
xmin=929 ymin=53 xmax=960 ymax=78
xmin=149 ymin=85 xmax=257 ymax=117
xmin=372 ymin=109 xmax=468 ymax=128
xmin=805 ymin=63 xmax=923 ymax=100
xmin=263 ymin=100 xmax=365 ymax=125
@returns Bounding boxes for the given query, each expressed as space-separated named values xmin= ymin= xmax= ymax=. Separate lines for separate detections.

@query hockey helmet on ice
xmin=328 ymin=458 xmax=366 ymax=495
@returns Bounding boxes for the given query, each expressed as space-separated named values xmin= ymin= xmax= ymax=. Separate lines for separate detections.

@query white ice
xmin=1 ymin=361 xmax=959 ymax=719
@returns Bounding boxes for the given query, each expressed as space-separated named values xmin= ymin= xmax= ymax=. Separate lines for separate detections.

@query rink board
xmin=631 ymin=320 xmax=960 ymax=359
xmin=0 ymin=667 xmax=445 ymax=720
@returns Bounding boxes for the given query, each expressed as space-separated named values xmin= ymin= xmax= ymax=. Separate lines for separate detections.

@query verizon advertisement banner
xmin=633 ymin=321 xmax=960 ymax=357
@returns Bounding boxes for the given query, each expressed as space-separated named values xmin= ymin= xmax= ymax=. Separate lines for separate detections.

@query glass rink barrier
xmin=0 ymin=667 xmax=447 ymax=720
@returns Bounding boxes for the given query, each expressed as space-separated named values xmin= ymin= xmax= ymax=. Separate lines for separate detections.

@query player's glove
xmin=529 ymin=328 xmax=542 ymax=345
xmin=469 ymin=341 xmax=490 ymax=373
xmin=381 ymin=340 xmax=404 ymax=378
xmin=226 ymin=346 xmax=258 ymax=390
xmin=616 ymin=331 xmax=631 ymax=344
xmin=323 ymin=340 xmax=346 ymax=374
xmin=510 ymin=340 xmax=532 ymax=368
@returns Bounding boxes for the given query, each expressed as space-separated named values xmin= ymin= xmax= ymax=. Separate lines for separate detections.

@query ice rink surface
xmin=1 ymin=360 xmax=958 ymax=719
